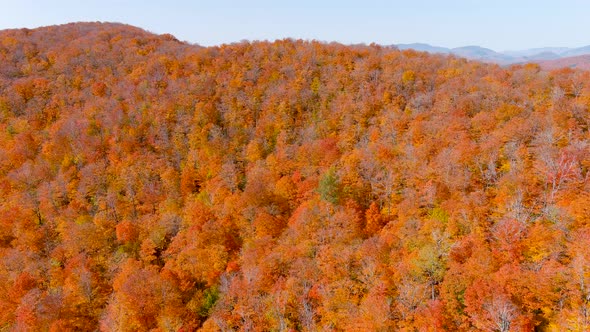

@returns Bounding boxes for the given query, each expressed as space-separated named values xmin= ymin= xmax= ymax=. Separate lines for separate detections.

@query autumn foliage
xmin=0 ymin=22 xmax=589 ymax=331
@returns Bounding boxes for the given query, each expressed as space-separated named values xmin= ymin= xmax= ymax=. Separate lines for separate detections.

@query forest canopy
xmin=0 ymin=22 xmax=590 ymax=331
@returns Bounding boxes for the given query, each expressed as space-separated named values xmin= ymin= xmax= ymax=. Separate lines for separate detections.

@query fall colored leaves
xmin=0 ymin=23 xmax=590 ymax=331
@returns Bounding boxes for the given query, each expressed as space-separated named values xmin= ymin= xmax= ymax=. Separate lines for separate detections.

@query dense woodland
xmin=0 ymin=22 xmax=590 ymax=331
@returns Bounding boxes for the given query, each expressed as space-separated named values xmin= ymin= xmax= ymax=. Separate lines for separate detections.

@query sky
xmin=1 ymin=0 xmax=589 ymax=51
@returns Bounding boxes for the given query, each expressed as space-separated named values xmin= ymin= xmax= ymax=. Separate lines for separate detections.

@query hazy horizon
xmin=2 ymin=0 xmax=590 ymax=51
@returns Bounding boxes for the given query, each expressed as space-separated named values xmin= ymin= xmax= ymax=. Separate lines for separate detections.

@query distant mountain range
xmin=394 ymin=43 xmax=590 ymax=67
xmin=536 ymin=54 xmax=590 ymax=71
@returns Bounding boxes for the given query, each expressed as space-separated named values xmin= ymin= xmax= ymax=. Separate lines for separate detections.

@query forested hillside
xmin=1 ymin=22 xmax=590 ymax=331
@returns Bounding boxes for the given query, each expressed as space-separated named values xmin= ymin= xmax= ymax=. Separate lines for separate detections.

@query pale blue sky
xmin=1 ymin=0 xmax=589 ymax=51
